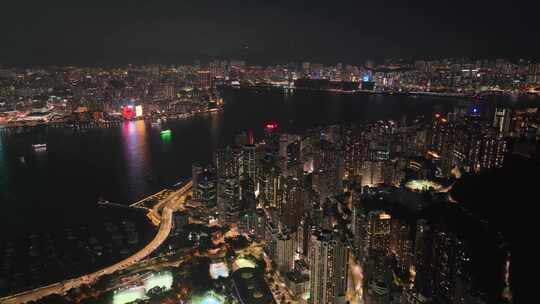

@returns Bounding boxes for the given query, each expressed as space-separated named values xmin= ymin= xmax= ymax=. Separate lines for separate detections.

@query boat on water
xmin=172 ymin=179 xmax=183 ymax=187
xmin=32 ymin=143 xmax=47 ymax=151
xmin=160 ymin=129 xmax=172 ymax=136
xmin=97 ymin=197 xmax=110 ymax=205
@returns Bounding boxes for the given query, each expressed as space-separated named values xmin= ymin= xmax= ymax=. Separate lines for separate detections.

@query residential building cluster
xmin=0 ymin=64 xmax=221 ymax=126
xmin=189 ymin=104 xmax=524 ymax=304
xmin=2 ymin=58 xmax=540 ymax=126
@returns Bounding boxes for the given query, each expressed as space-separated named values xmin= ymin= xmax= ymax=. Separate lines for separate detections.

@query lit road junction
xmin=0 ymin=180 xmax=192 ymax=304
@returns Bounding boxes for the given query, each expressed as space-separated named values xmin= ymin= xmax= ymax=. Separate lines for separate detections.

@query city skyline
xmin=1 ymin=2 xmax=537 ymax=303
xmin=0 ymin=83 xmax=533 ymax=303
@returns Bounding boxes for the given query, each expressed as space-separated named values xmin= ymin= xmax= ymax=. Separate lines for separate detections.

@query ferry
xmin=97 ymin=197 xmax=110 ymax=205
xmin=172 ymin=179 xmax=184 ymax=188
xmin=32 ymin=143 xmax=47 ymax=151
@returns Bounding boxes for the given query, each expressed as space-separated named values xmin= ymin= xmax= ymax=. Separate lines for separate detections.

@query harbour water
xmin=0 ymin=88 xmax=538 ymax=235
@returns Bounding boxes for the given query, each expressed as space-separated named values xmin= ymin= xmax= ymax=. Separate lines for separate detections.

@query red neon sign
xmin=265 ymin=122 xmax=278 ymax=130
xmin=122 ymin=106 xmax=135 ymax=120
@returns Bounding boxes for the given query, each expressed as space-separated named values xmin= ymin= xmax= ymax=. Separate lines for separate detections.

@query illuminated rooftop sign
xmin=265 ymin=122 xmax=278 ymax=130
xmin=135 ymin=105 xmax=143 ymax=118
xmin=379 ymin=213 xmax=391 ymax=220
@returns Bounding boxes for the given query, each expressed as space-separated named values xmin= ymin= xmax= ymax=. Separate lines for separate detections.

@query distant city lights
xmin=135 ymin=105 xmax=143 ymax=118
xmin=265 ymin=122 xmax=278 ymax=130
xmin=379 ymin=213 xmax=391 ymax=220
xmin=122 ymin=105 xmax=135 ymax=120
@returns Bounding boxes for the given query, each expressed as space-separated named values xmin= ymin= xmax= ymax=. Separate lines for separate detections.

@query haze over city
xmin=1 ymin=1 xmax=540 ymax=65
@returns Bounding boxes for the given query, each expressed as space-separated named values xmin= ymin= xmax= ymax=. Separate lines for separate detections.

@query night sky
xmin=1 ymin=0 xmax=539 ymax=65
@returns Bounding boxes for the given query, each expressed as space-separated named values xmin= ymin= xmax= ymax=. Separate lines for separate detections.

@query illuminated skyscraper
xmin=367 ymin=211 xmax=391 ymax=254
xmin=344 ymin=139 xmax=366 ymax=178
xmin=493 ymin=108 xmax=512 ymax=136
xmin=254 ymin=208 xmax=268 ymax=241
xmin=414 ymin=219 xmax=433 ymax=296
xmin=275 ymin=232 xmax=296 ymax=273
xmin=360 ymin=161 xmax=383 ymax=186
xmin=279 ymin=176 xmax=306 ymax=230
xmin=214 ymin=146 xmax=239 ymax=178
xmin=258 ymin=164 xmax=282 ymax=207
xmin=389 ymin=220 xmax=413 ymax=273
xmin=286 ymin=140 xmax=301 ymax=165
xmin=192 ymin=164 xmax=203 ymax=201
xmin=198 ymin=70 xmax=212 ymax=89
xmin=197 ymin=168 xmax=217 ymax=209
xmin=351 ymin=187 xmax=368 ymax=262
xmin=480 ymin=133 xmax=507 ymax=171
xmin=431 ymin=231 xmax=471 ymax=304
xmin=217 ymin=176 xmax=240 ymax=225
xmin=241 ymin=144 xmax=259 ymax=184
xmin=309 ymin=229 xmax=349 ymax=304
xmin=313 ymin=140 xmax=344 ymax=195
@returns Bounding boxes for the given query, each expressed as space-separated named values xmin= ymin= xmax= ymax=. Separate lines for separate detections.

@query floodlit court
xmin=405 ymin=179 xmax=442 ymax=192
xmin=234 ymin=257 xmax=257 ymax=269
xmin=144 ymin=271 xmax=173 ymax=291
xmin=112 ymin=286 xmax=147 ymax=304
xmin=112 ymin=271 xmax=173 ymax=304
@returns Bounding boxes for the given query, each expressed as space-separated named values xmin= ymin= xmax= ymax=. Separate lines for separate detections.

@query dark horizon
xmin=1 ymin=0 xmax=539 ymax=66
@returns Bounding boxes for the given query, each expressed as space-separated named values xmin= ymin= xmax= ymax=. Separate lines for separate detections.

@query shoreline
xmin=226 ymin=84 xmax=540 ymax=99
xmin=0 ymin=108 xmax=223 ymax=133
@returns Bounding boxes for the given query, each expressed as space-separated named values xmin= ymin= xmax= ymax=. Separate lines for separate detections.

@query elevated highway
xmin=0 ymin=180 xmax=192 ymax=304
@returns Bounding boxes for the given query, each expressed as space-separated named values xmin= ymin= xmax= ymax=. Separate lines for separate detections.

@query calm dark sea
xmin=0 ymin=88 xmax=538 ymax=235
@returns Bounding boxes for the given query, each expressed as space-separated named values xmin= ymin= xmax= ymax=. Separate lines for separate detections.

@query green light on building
xmin=161 ymin=129 xmax=172 ymax=141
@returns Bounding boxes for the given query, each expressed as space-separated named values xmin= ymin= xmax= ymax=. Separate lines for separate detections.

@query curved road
xmin=0 ymin=182 xmax=191 ymax=304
